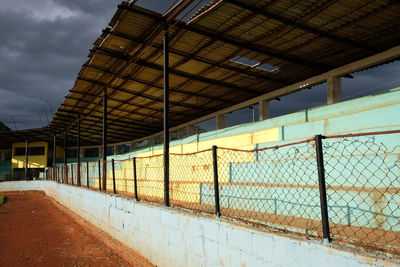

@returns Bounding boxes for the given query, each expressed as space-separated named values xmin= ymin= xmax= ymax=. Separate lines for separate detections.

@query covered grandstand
xmin=0 ymin=0 xmax=400 ymax=257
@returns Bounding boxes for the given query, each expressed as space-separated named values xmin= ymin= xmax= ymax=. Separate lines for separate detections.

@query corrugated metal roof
xmin=1 ymin=0 xmax=400 ymax=147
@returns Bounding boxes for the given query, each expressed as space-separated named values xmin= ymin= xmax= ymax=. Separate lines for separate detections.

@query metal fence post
xmin=98 ymin=160 xmax=102 ymax=192
xmin=212 ymin=145 xmax=221 ymax=217
xmin=315 ymin=134 xmax=331 ymax=243
xmin=86 ymin=161 xmax=89 ymax=188
xmin=78 ymin=162 xmax=81 ymax=186
xmin=65 ymin=165 xmax=68 ymax=184
xmin=71 ymin=164 xmax=74 ymax=185
xmin=133 ymin=157 xmax=139 ymax=201
xmin=112 ymin=159 xmax=116 ymax=194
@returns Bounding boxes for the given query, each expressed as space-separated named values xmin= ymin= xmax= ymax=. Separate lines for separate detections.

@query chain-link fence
xmin=323 ymin=132 xmax=400 ymax=254
xmin=217 ymin=140 xmax=323 ymax=239
xmin=169 ymin=149 xmax=215 ymax=214
xmin=42 ymin=130 xmax=400 ymax=256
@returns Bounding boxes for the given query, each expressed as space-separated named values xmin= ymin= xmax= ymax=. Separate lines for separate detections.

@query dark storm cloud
xmin=0 ymin=0 xmax=399 ymax=131
xmin=0 ymin=0 xmax=178 ymax=130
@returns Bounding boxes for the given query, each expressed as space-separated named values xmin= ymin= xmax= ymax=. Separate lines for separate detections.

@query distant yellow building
xmin=11 ymin=141 xmax=64 ymax=179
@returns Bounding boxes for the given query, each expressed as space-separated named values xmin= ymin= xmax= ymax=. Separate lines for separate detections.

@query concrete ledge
xmin=1 ymin=181 xmax=399 ymax=267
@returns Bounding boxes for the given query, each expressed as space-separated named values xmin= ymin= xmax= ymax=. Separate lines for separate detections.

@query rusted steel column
xmin=25 ymin=139 xmax=28 ymax=179
xmin=112 ymin=159 xmax=116 ymax=194
xmin=133 ymin=157 xmax=139 ymax=201
xmin=163 ymin=22 xmax=170 ymax=207
xmin=98 ymin=160 xmax=102 ymax=192
xmin=212 ymin=146 xmax=221 ymax=217
xmin=64 ymin=132 xmax=67 ymax=183
xmin=77 ymin=116 xmax=81 ymax=186
xmin=315 ymin=134 xmax=331 ymax=243
xmin=102 ymin=87 xmax=107 ymax=191
xmin=86 ymin=161 xmax=89 ymax=188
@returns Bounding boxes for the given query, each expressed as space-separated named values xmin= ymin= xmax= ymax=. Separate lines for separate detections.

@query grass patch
xmin=0 ymin=195 xmax=6 ymax=206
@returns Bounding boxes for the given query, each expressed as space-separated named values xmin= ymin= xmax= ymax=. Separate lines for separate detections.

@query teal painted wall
xmin=0 ymin=161 xmax=11 ymax=181
xmin=44 ymin=88 xmax=400 ymax=237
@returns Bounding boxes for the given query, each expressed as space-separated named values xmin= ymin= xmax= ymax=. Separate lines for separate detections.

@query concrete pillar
xmin=0 ymin=150 xmax=4 ymax=161
xmin=327 ymin=76 xmax=342 ymax=104
xmin=259 ymin=100 xmax=270 ymax=121
xmin=216 ymin=114 xmax=227 ymax=130
xmin=114 ymin=145 xmax=117 ymax=155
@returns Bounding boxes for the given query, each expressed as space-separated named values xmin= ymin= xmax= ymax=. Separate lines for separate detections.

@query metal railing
xmin=44 ymin=130 xmax=400 ymax=256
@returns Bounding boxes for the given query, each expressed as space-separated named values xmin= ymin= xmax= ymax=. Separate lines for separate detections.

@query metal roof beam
xmin=68 ymin=88 xmax=166 ymax=114
xmin=103 ymin=28 xmax=287 ymax=85
xmin=119 ymin=5 xmax=330 ymax=70
xmin=94 ymin=47 xmax=261 ymax=96
xmin=223 ymin=0 xmax=376 ymax=53
xmin=53 ymin=117 xmax=139 ymax=141
xmin=53 ymin=108 xmax=159 ymax=132
xmin=83 ymin=62 xmax=237 ymax=105
xmin=78 ymin=75 xmax=210 ymax=111
xmin=64 ymin=94 xmax=165 ymax=121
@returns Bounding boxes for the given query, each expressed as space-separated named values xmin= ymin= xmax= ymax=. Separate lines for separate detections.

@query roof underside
xmin=1 ymin=0 xmax=400 ymax=148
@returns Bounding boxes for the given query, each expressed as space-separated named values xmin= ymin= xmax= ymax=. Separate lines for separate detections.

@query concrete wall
xmin=1 ymin=181 xmax=398 ymax=267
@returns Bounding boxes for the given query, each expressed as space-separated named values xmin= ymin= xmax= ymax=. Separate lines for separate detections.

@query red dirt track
xmin=0 ymin=191 xmax=152 ymax=267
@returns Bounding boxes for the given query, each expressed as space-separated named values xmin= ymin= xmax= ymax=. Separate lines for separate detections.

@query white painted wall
xmin=0 ymin=181 xmax=398 ymax=267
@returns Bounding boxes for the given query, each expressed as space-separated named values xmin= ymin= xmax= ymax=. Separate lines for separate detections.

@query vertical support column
xmin=163 ymin=22 xmax=170 ymax=207
xmin=98 ymin=160 xmax=102 ymax=192
xmin=327 ymin=76 xmax=342 ymax=104
xmin=86 ymin=161 xmax=89 ymax=188
xmin=53 ymin=135 xmax=57 ymax=182
xmin=102 ymin=87 xmax=107 ymax=191
xmin=71 ymin=164 xmax=74 ymax=185
xmin=25 ymin=139 xmax=29 ymax=179
xmin=133 ymin=157 xmax=139 ymax=201
xmin=111 ymin=159 xmax=116 ymax=194
xmin=64 ymin=132 xmax=67 ymax=183
xmin=315 ymin=134 xmax=331 ymax=243
xmin=212 ymin=145 xmax=221 ymax=217
xmin=216 ymin=114 xmax=227 ymax=130
xmin=77 ymin=116 xmax=81 ymax=186
xmin=259 ymin=100 xmax=270 ymax=121
xmin=114 ymin=145 xmax=117 ymax=155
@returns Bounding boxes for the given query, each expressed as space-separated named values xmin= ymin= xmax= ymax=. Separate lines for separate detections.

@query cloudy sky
xmin=0 ymin=0 xmax=399 ymax=131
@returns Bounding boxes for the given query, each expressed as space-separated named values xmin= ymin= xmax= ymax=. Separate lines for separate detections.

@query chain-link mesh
xmin=105 ymin=160 xmax=113 ymax=193
xmin=169 ymin=149 xmax=214 ymax=214
xmin=88 ymin=161 xmax=101 ymax=190
xmin=136 ymin=154 xmax=164 ymax=204
xmin=39 ymin=130 xmax=400 ymax=255
xmin=217 ymin=141 xmax=322 ymax=238
xmin=112 ymin=158 xmax=135 ymax=197
xmin=323 ymin=134 xmax=400 ymax=254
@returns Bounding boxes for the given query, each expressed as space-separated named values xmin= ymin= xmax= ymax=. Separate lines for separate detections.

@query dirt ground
xmin=0 ymin=191 xmax=152 ymax=267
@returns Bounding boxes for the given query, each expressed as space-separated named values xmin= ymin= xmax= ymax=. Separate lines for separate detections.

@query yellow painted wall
xmin=12 ymin=142 xmax=48 ymax=174
xmin=109 ymin=127 xmax=279 ymax=202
